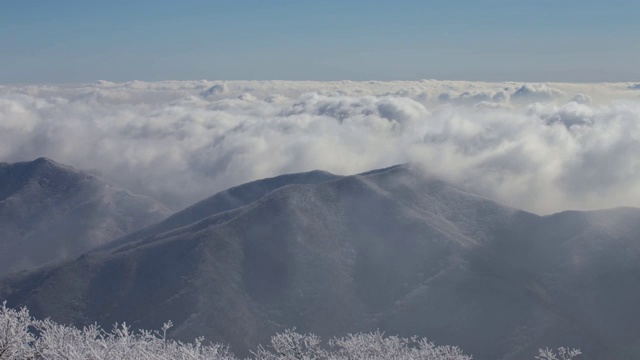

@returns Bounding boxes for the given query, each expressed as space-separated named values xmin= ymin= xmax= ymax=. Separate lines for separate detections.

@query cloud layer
xmin=1 ymin=80 xmax=640 ymax=214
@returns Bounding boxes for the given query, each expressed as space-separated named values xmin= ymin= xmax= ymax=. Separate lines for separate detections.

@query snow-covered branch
xmin=0 ymin=302 xmax=580 ymax=359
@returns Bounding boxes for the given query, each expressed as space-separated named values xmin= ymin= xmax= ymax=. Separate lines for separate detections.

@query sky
xmin=2 ymin=0 xmax=640 ymax=83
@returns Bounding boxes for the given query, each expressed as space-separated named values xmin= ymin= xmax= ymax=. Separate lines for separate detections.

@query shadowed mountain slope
xmin=0 ymin=158 xmax=171 ymax=274
xmin=2 ymin=164 xmax=640 ymax=359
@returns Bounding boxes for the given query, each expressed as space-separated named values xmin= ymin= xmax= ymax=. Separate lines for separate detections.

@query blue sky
xmin=2 ymin=0 xmax=639 ymax=83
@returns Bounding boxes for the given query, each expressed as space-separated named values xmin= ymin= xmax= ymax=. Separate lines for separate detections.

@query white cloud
xmin=1 ymin=80 xmax=640 ymax=214
xmin=570 ymin=93 xmax=592 ymax=105
xmin=510 ymin=84 xmax=564 ymax=104
xmin=201 ymin=83 xmax=229 ymax=97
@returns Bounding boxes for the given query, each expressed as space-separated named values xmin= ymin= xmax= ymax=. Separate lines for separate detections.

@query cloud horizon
xmin=2 ymin=80 xmax=640 ymax=215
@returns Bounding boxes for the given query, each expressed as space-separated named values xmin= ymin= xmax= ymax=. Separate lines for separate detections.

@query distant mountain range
xmin=2 ymin=160 xmax=640 ymax=359
xmin=0 ymin=158 xmax=171 ymax=274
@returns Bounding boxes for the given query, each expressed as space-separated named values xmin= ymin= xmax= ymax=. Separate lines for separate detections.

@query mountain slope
xmin=103 ymin=168 xmax=339 ymax=251
xmin=2 ymin=164 xmax=640 ymax=359
xmin=0 ymin=158 xmax=171 ymax=274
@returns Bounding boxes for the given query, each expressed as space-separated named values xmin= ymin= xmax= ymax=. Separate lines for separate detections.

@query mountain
xmin=0 ymin=157 xmax=171 ymax=274
xmin=2 ymin=164 xmax=640 ymax=359
xmin=102 ymin=167 xmax=340 ymax=251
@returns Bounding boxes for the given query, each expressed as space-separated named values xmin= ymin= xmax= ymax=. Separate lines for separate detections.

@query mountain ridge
xmin=2 ymin=162 xmax=640 ymax=359
xmin=0 ymin=157 xmax=172 ymax=274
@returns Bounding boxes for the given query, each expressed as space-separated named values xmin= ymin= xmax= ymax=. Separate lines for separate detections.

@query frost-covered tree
xmin=535 ymin=347 xmax=582 ymax=360
xmin=328 ymin=331 xmax=471 ymax=360
xmin=0 ymin=302 xmax=36 ymax=359
xmin=252 ymin=329 xmax=472 ymax=359
xmin=252 ymin=328 xmax=327 ymax=360
xmin=0 ymin=302 xmax=235 ymax=360
xmin=30 ymin=320 xmax=236 ymax=360
xmin=0 ymin=302 xmax=581 ymax=360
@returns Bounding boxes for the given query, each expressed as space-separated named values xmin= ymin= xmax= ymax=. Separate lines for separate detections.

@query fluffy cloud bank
xmin=1 ymin=80 xmax=640 ymax=214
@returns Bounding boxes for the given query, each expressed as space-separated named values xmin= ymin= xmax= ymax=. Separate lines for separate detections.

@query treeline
xmin=0 ymin=302 xmax=579 ymax=359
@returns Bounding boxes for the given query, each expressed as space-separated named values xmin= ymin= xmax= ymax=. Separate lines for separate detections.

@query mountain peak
xmin=356 ymin=163 xmax=412 ymax=176
xmin=29 ymin=157 xmax=72 ymax=172
xmin=0 ymin=158 xmax=171 ymax=274
xmin=33 ymin=156 xmax=55 ymax=164
xmin=0 ymin=157 xmax=76 ymax=181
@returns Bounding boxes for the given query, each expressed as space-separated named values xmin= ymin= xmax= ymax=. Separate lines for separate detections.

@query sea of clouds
xmin=1 ymin=79 xmax=640 ymax=214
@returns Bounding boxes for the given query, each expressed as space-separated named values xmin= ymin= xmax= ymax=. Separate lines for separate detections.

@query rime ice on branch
xmin=1 ymin=302 xmax=580 ymax=360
